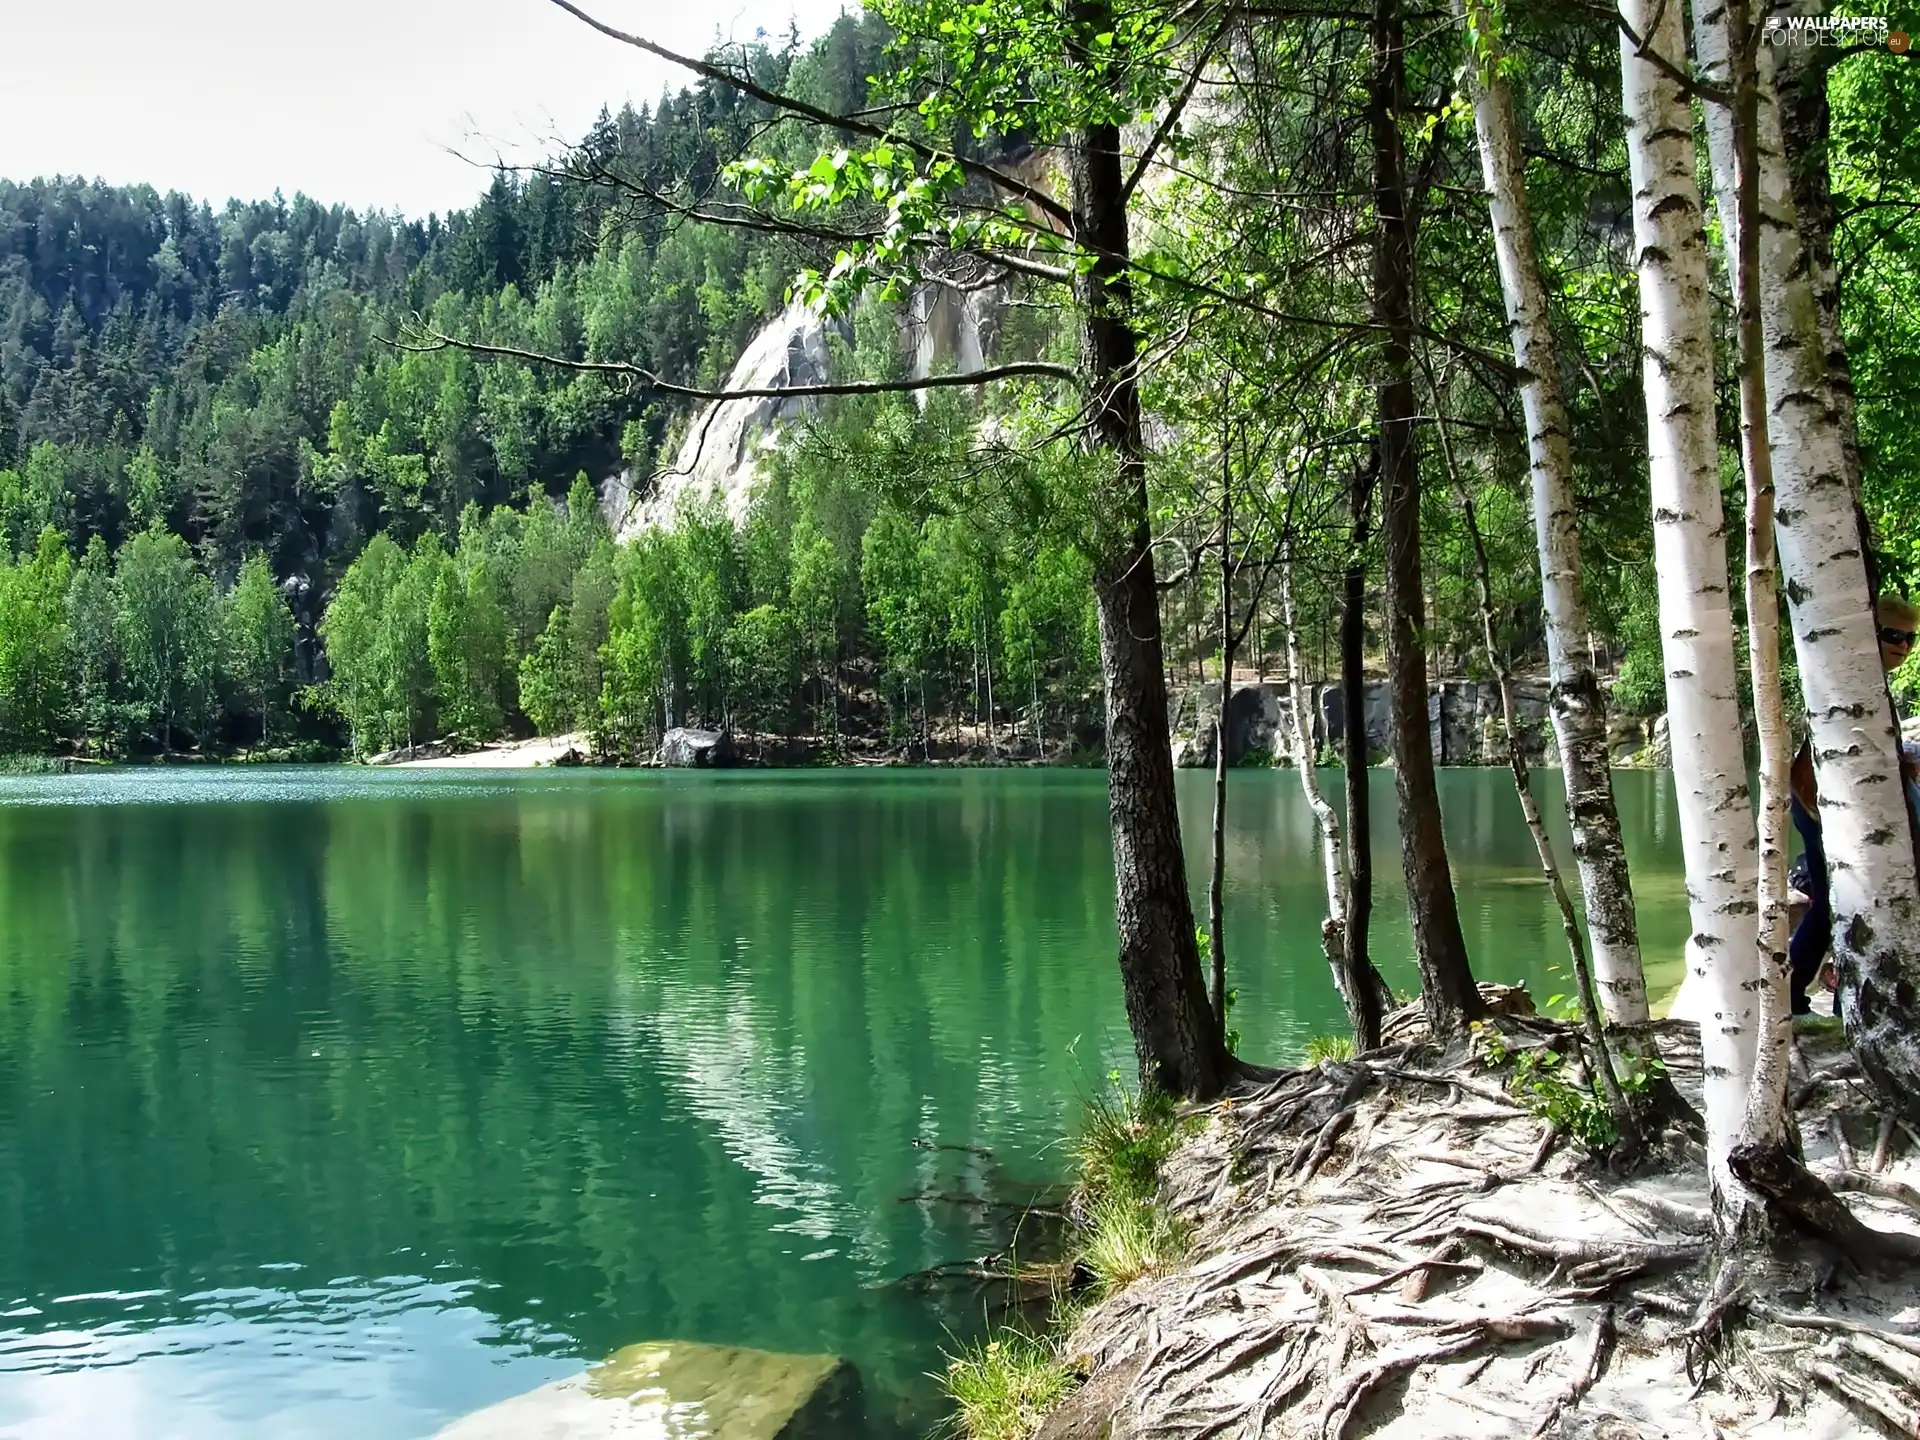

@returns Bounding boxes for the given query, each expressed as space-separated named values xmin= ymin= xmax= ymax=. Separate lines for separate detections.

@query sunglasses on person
xmin=1880 ymin=627 xmax=1918 ymax=647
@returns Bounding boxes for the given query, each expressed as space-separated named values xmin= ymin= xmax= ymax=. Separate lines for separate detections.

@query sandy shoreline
xmin=382 ymin=733 xmax=589 ymax=769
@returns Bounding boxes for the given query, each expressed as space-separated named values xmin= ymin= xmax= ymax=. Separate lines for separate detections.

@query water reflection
xmin=0 ymin=766 xmax=1684 ymax=1437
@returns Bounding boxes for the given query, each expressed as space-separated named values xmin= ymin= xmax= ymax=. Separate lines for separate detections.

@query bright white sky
xmin=0 ymin=0 xmax=856 ymax=217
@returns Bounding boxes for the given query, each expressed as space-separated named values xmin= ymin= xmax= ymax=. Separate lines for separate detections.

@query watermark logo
xmin=1763 ymin=14 xmax=1908 ymax=51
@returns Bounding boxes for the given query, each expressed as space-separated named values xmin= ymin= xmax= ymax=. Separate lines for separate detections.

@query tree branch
xmin=395 ymin=327 xmax=1080 ymax=400
xmin=544 ymin=0 xmax=1077 ymax=228
xmin=1119 ymin=18 xmax=1227 ymax=208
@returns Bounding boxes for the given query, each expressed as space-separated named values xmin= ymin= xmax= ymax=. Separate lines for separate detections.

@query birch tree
xmin=1618 ymin=0 xmax=1761 ymax=1221
xmin=1279 ymin=545 xmax=1393 ymax=1050
xmin=1700 ymin=0 xmax=1795 ymax=1179
xmin=1459 ymin=0 xmax=1648 ymax=1025
xmin=1693 ymin=0 xmax=1920 ymax=1123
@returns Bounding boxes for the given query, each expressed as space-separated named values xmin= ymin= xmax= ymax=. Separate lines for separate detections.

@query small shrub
xmin=1473 ymin=1023 xmax=1667 ymax=1155
xmin=941 ymin=1331 xmax=1077 ymax=1440
xmin=1303 ymin=1033 xmax=1356 ymax=1065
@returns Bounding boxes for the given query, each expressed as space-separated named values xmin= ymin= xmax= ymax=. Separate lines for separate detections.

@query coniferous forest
xmin=1 ymin=9 xmax=1915 ymax=771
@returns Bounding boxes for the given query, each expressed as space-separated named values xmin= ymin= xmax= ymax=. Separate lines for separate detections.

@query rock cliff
xmin=607 ymin=281 xmax=1008 ymax=541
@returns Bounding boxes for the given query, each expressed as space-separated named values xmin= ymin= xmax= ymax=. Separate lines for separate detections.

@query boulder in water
xmin=434 ymin=1339 xmax=862 ymax=1439
xmin=659 ymin=727 xmax=741 ymax=768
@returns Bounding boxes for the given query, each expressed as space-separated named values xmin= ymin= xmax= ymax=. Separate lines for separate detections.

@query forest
xmin=5 ymin=0 xmax=1920 ymax=1427
xmin=2 ymin=4 xmax=1907 ymax=767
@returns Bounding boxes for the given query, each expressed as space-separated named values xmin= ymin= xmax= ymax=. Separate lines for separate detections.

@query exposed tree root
xmin=1729 ymin=1141 xmax=1920 ymax=1268
xmin=1035 ymin=1016 xmax=1920 ymax=1440
xmin=1527 ymin=1305 xmax=1612 ymax=1438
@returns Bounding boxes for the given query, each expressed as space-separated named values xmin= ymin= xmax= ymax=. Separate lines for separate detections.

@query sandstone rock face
xmin=434 ymin=1340 xmax=861 ymax=1440
xmin=659 ymin=728 xmax=741 ymax=768
xmin=1176 ymin=678 xmax=1558 ymax=767
xmin=607 ymin=281 xmax=1007 ymax=541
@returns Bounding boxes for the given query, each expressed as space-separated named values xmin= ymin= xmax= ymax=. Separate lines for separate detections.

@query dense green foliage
xmin=1 ymin=3 xmax=1914 ymax=760
xmin=0 ymin=15 xmax=1102 ymax=759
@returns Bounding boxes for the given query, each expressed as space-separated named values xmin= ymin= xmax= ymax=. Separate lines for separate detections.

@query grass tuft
xmin=1073 ymin=1074 xmax=1178 ymax=1205
xmin=940 ymin=1331 xmax=1077 ymax=1440
xmin=1302 ymin=1033 xmax=1356 ymax=1065
xmin=1078 ymin=1190 xmax=1191 ymax=1295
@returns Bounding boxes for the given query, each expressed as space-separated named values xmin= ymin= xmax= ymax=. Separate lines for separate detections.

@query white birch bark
xmin=1461 ymin=0 xmax=1649 ymax=1024
xmin=1279 ymin=553 xmax=1353 ymax=1009
xmin=1694 ymin=1 xmax=1920 ymax=1122
xmin=1619 ymin=0 xmax=1761 ymax=1216
xmin=1698 ymin=0 xmax=1795 ymax=1162
xmin=1767 ymin=0 xmax=1863 ymax=500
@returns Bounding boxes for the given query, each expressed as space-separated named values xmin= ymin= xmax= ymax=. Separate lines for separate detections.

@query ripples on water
xmin=0 ymin=766 xmax=1685 ymax=1437
xmin=0 ymin=1274 xmax=576 ymax=1438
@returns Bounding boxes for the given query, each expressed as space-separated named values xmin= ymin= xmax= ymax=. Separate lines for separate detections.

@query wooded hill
xmin=0 ymin=4 xmax=1913 ymax=774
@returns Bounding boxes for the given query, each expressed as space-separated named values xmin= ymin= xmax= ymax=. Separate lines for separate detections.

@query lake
xmin=0 ymin=766 xmax=1686 ymax=1437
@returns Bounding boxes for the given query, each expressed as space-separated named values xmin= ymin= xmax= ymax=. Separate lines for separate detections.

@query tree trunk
xmin=1072 ymin=1 xmax=1229 ymax=1100
xmin=1283 ymin=548 xmax=1391 ymax=1050
xmin=1342 ymin=468 xmax=1379 ymax=1047
xmin=982 ymin=607 xmax=996 ymax=750
xmin=1619 ymin=0 xmax=1761 ymax=1217
xmin=1695 ymin=0 xmax=1920 ymax=1127
xmin=1461 ymin=0 xmax=1649 ymax=1024
xmin=1456 ymin=475 xmax=1636 ymax=1145
xmin=1372 ymin=0 xmax=1481 ymax=1035
xmin=1208 ymin=487 xmax=1232 ymax=1038
xmin=1031 ymin=640 xmax=1043 ymax=758
xmin=1768 ymin=0 xmax=1863 ymax=505
xmin=1715 ymin=0 xmax=1796 ymax=1173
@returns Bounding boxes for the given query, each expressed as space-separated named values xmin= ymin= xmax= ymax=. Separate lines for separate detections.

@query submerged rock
xmin=659 ymin=728 xmax=741 ymax=768
xmin=435 ymin=1339 xmax=861 ymax=1439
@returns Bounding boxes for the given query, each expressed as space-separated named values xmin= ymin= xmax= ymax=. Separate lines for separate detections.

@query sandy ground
xmin=1037 ymin=1012 xmax=1920 ymax=1440
xmin=389 ymin=733 xmax=589 ymax=768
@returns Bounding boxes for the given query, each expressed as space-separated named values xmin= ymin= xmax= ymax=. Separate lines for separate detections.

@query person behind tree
xmin=1787 ymin=593 xmax=1920 ymax=1015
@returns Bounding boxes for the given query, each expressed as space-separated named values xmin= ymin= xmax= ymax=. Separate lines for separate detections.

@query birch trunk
xmin=1695 ymin=0 xmax=1795 ymax=1172
xmin=1453 ymin=479 xmax=1635 ymax=1146
xmin=1460 ymin=0 xmax=1649 ymax=1024
xmin=1281 ymin=550 xmax=1392 ymax=1050
xmin=1619 ymin=0 xmax=1761 ymax=1215
xmin=1767 ymin=0 xmax=1863 ymax=503
xmin=1695 ymin=0 xmax=1920 ymax=1125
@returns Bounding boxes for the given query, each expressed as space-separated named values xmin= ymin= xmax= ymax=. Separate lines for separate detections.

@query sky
xmin=0 ymin=0 xmax=855 ymax=218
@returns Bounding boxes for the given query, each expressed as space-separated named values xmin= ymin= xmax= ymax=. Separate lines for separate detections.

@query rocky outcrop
xmin=659 ymin=728 xmax=741 ymax=768
xmin=434 ymin=1340 xmax=861 ymax=1439
xmin=608 ymin=281 xmax=1010 ymax=541
xmin=1172 ymin=678 xmax=1560 ymax=768
xmin=609 ymin=300 xmax=852 ymax=539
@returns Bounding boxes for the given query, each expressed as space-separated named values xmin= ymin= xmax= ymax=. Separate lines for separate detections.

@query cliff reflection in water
xmin=0 ymin=767 xmax=1686 ymax=1438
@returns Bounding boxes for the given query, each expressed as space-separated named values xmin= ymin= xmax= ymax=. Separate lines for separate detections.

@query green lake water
xmin=0 ymin=766 xmax=1686 ymax=1437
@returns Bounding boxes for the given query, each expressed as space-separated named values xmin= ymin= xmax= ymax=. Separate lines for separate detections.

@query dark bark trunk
xmin=1072 ymin=5 xmax=1229 ymax=1098
xmin=1372 ymin=0 xmax=1482 ymax=1034
xmin=1340 ymin=462 xmax=1389 ymax=1050
xmin=1208 ymin=481 xmax=1233 ymax=1040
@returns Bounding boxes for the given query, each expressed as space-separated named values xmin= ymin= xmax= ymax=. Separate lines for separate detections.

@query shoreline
xmin=1019 ymin=1009 xmax=1918 ymax=1440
